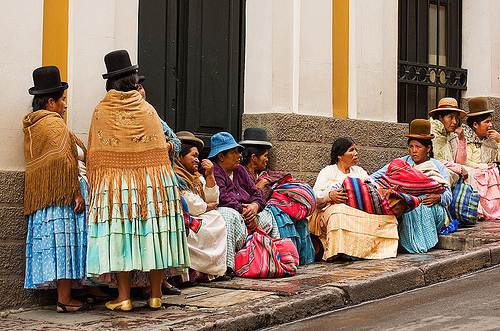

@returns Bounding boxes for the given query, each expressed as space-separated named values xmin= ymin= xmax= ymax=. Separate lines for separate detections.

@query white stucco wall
xmin=348 ymin=0 xmax=398 ymax=122
xmin=0 ymin=0 xmax=139 ymax=171
xmin=244 ymin=0 xmax=332 ymax=116
xmin=67 ymin=0 xmax=139 ymax=144
xmin=462 ymin=0 xmax=500 ymax=98
xmin=0 ymin=1 xmax=43 ymax=171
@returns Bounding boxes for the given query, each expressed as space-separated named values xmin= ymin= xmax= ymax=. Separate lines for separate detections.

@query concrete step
xmin=437 ymin=219 xmax=500 ymax=250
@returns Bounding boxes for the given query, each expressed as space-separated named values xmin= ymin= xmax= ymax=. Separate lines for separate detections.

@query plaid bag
xmin=450 ymin=177 xmax=480 ymax=226
xmin=234 ymin=228 xmax=299 ymax=278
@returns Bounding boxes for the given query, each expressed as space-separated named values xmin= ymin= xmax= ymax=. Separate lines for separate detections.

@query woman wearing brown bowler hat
xmin=86 ymin=50 xmax=190 ymax=311
xmin=371 ymin=119 xmax=452 ymax=253
xmin=462 ymin=97 xmax=500 ymax=167
xmin=460 ymin=97 xmax=500 ymax=220
xmin=22 ymin=66 xmax=91 ymax=312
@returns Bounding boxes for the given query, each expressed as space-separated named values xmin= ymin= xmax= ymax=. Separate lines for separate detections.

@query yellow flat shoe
xmin=105 ymin=299 xmax=133 ymax=311
xmin=147 ymin=297 xmax=163 ymax=309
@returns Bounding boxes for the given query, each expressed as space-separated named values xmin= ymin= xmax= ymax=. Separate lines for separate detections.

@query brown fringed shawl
xmin=22 ymin=110 xmax=86 ymax=215
xmin=174 ymin=158 xmax=206 ymax=201
xmin=87 ymin=89 xmax=175 ymax=223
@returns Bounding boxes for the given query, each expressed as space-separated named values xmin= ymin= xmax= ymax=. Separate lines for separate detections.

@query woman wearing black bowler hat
xmin=22 ymin=66 xmax=91 ymax=312
xmin=86 ymin=50 xmax=190 ymax=311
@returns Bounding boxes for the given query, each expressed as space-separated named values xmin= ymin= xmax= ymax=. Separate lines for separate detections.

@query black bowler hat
xmin=28 ymin=66 xmax=68 ymax=95
xmin=102 ymin=50 xmax=138 ymax=79
xmin=239 ymin=127 xmax=272 ymax=148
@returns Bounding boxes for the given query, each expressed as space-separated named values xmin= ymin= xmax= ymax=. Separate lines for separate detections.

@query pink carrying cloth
xmin=234 ymin=228 xmax=299 ymax=278
xmin=473 ymin=164 xmax=500 ymax=220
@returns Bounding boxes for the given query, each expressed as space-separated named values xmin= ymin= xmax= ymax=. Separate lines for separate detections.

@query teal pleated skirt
xmin=87 ymin=169 xmax=190 ymax=282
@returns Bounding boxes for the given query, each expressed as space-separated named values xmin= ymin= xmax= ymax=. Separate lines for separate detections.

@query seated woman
xmin=240 ymin=128 xmax=315 ymax=265
xmin=371 ymin=119 xmax=452 ymax=253
xmin=460 ymin=97 xmax=500 ymax=220
xmin=429 ymin=97 xmax=469 ymax=185
xmin=174 ymin=131 xmax=227 ymax=281
xmin=309 ymin=138 xmax=399 ymax=260
xmin=208 ymin=132 xmax=279 ymax=274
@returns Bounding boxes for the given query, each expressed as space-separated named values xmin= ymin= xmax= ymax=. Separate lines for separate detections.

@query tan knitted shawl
xmin=87 ymin=89 xmax=174 ymax=223
xmin=22 ymin=110 xmax=86 ymax=215
xmin=174 ymin=158 xmax=206 ymax=201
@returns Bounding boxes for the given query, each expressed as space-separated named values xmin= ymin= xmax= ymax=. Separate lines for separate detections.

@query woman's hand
xmin=455 ymin=126 xmax=465 ymax=141
xmin=201 ymin=159 xmax=214 ymax=176
xmin=487 ymin=129 xmax=500 ymax=143
xmin=422 ymin=193 xmax=441 ymax=207
xmin=74 ymin=194 xmax=85 ymax=214
xmin=245 ymin=217 xmax=258 ymax=233
xmin=328 ymin=189 xmax=348 ymax=204
xmin=460 ymin=166 xmax=468 ymax=180
xmin=205 ymin=202 xmax=218 ymax=211
xmin=255 ymin=179 xmax=270 ymax=190
xmin=242 ymin=203 xmax=259 ymax=221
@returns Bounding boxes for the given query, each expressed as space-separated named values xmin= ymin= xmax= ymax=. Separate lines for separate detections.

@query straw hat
xmin=405 ymin=119 xmax=435 ymax=140
xmin=467 ymin=97 xmax=494 ymax=117
xmin=176 ymin=131 xmax=204 ymax=152
xmin=428 ymin=97 xmax=467 ymax=119
xmin=239 ymin=128 xmax=272 ymax=148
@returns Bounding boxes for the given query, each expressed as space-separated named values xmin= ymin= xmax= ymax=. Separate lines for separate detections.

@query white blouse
xmin=77 ymin=145 xmax=87 ymax=181
xmin=181 ymin=176 xmax=219 ymax=216
xmin=313 ymin=164 xmax=370 ymax=202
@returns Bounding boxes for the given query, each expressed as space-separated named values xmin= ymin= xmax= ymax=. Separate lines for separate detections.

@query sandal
xmin=56 ymin=301 xmax=92 ymax=313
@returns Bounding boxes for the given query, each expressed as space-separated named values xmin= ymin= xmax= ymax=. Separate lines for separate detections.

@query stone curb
xmin=174 ymin=286 xmax=346 ymax=331
xmin=171 ymin=244 xmax=500 ymax=330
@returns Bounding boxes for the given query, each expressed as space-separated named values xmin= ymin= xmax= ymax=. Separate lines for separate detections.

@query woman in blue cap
xmin=207 ymin=132 xmax=279 ymax=275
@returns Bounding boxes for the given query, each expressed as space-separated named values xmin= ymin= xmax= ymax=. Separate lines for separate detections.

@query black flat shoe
xmin=56 ymin=301 xmax=92 ymax=313
xmin=86 ymin=293 xmax=112 ymax=304
xmin=162 ymin=286 xmax=181 ymax=296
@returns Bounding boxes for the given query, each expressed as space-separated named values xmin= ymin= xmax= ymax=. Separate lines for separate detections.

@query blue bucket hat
xmin=208 ymin=132 xmax=244 ymax=159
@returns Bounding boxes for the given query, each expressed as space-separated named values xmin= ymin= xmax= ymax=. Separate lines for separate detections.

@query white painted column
xmin=348 ymin=0 xmax=398 ymax=122
xmin=462 ymin=0 xmax=500 ymax=98
xmin=298 ymin=0 xmax=332 ymax=117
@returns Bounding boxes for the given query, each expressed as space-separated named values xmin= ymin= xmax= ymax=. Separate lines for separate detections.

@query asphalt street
xmin=269 ymin=265 xmax=500 ymax=331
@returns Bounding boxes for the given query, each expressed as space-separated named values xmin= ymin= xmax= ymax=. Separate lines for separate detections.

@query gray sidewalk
xmin=2 ymin=220 xmax=500 ymax=331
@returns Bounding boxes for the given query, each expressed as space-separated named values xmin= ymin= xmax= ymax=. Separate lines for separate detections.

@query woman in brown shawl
xmin=86 ymin=50 xmax=190 ymax=311
xmin=22 ymin=66 xmax=91 ymax=312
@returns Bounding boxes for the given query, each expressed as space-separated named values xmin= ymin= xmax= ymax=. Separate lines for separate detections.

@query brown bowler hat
xmin=176 ymin=131 xmax=204 ymax=152
xmin=428 ymin=97 xmax=467 ymax=119
xmin=405 ymin=119 xmax=435 ymax=140
xmin=467 ymin=97 xmax=494 ymax=117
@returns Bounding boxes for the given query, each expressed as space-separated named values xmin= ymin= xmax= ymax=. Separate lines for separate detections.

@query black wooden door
xmin=138 ymin=0 xmax=245 ymax=151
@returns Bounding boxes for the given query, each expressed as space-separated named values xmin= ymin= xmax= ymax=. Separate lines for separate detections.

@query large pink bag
xmin=234 ymin=229 xmax=299 ymax=278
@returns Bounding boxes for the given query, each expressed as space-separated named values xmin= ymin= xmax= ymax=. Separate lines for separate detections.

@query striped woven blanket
xmin=342 ymin=177 xmax=420 ymax=218
xmin=374 ymin=159 xmax=446 ymax=195
xmin=267 ymin=174 xmax=316 ymax=219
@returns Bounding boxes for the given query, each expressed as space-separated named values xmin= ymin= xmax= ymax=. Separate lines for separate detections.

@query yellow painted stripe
xmin=332 ymin=0 xmax=349 ymax=118
xmin=42 ymin=0 xmax=69 ymax=119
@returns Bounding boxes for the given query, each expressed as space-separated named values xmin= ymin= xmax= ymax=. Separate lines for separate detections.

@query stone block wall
xmin=242 ymin=113 xmax=410 ymax=186
xmin=1 ymin=104 xmax=498 ymax=311
xmin=0 ymin=172 xmax=56 ymax=311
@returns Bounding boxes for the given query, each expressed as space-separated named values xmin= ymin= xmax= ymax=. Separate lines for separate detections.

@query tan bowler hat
xmin=467 ymin=97 xmax=494 ymax=117
xmin=405 ymin=119 xmax=435 ymax=140
xmin=176 ymin=131 xmax=204 ymax=151
xmin=428 ymin=97 xmax=467 ymax=119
